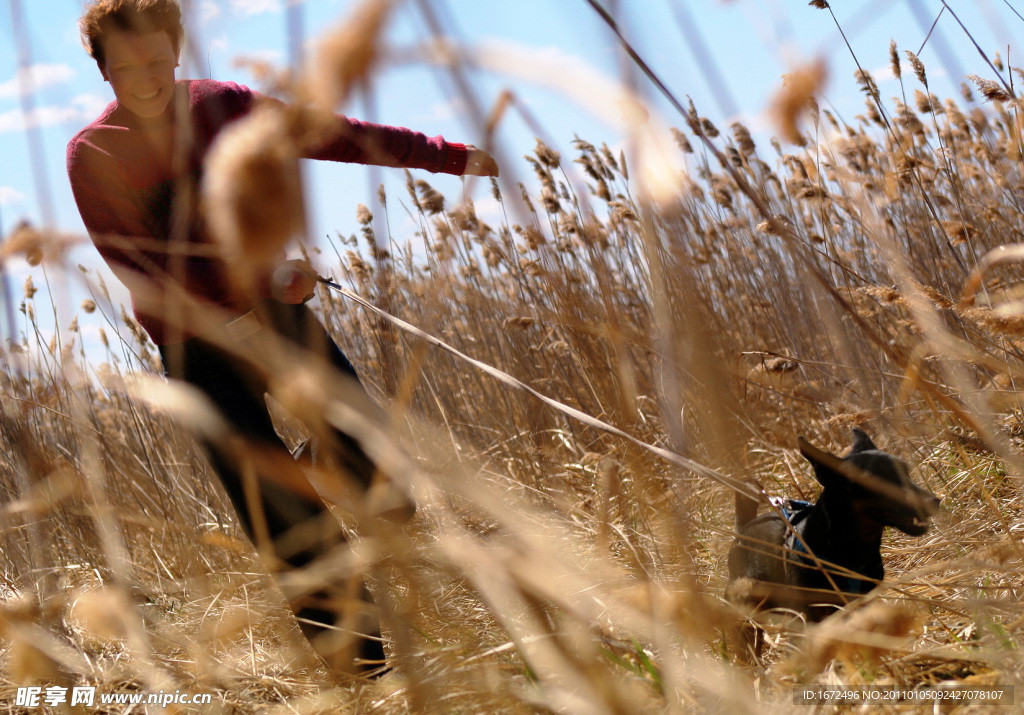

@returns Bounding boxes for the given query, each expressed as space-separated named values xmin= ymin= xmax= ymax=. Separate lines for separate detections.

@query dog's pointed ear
xmin=849 ymin=428 xmax=877 ymax=454
xmin=798 ymin=435 xmax=833 ymax=464
xmin=798 ymin=435 xmax=845 ymax=488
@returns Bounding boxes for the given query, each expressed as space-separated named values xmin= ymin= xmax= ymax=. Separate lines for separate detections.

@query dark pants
xmin=158 ymin=300 xmax=385 ymax=671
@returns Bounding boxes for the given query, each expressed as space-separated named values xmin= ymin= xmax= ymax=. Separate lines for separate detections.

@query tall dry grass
xmin=3 ymin=1 xmax=1024 ymax=712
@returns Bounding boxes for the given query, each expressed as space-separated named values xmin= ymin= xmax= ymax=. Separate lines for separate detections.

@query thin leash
xmin=314 ymin=276 xmax=762 ymax=502
xmin=319 ymin=277 xmax=872 ymax=596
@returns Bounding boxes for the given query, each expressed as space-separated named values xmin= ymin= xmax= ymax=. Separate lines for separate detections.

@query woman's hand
xmin=272 ymin=259 xmax=318 ymax=304
xmin=464 ymin=145 xmax=499 ymax=177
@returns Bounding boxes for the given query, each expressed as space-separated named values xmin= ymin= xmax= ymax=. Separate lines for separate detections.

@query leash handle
xmin=316 ymin=274 xmax=344 ymax=291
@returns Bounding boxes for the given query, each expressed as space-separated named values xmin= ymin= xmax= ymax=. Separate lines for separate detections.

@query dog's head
xmin=798 ymin=428 xmax=940 ymax=536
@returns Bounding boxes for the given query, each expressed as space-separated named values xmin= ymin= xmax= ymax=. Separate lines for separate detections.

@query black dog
xmin=726 ymin=429 xmax=940 ymax=662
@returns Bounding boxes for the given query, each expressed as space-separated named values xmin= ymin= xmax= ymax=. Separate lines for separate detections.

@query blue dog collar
xmin=778 ymin=498 xmax=874 ymax=595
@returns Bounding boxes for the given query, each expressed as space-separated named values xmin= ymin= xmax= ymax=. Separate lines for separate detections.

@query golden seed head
xmin=731 ymin=122 xmax=756 ymax=157
xmin=855 ymin=68 xmax=879 ymax=98
xmin=771 ymin=60 xmax=827 ymax=145
xmin=346 ymin=250 xmax=371 ymax=283
xmin=905 ymin=50 xmax=927 ymax=85
xmin=503 ymin=316 xmax=535 ymax=329
xmin=540 ymin=186 xmax=561 ymax=214
xmin=914 ymin=89 xmax=933 ymax=114
xmin=756 ymin=215 xmax=793 ymax=235
xmin=601 ymin=143 xmax=619 ymax=172
xmin=415 ymin=179 xmax=445 ymax=215
xmin=889 ymin=40 xmax=901 ymax=80
xmin=534 ymin=138 xmax=561 ymax=168
xmin=305 ymin=0 xmax=391 ymax=110
xmin=940 ymin=220 xmax=979 ymax=245
xmin=81 ymin=299 xmax=96 ymax=314
xmin=670 ymin=127 xmax=693 ymax=153
xmin=356 ymin=203 xmax=373 ymax=226
xmin=966 ymin=74 xmax=1013 ymax=102
xmin=3 ymin=221 xmax=44 ymax=266
xmin=700 ymin=117 xmax=720 ymax=138
xmin=797 ymin=184 xmax=830 ymax=203
xmin=609 ymin=200 xmax=639 ymax=223
xmin=203 ymin=106 xmax=304 ymax=278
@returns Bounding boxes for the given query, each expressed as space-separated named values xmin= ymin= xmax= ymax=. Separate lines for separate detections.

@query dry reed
xmin=4 ymin=3 xmax=1024 ymax=713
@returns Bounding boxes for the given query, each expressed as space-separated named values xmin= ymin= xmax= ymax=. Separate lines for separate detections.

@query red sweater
xmin=67 ymin=79 xmax=468 ymax=345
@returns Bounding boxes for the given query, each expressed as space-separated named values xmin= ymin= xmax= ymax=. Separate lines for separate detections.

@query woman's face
xmin=101 ymin=30 xmax=178 ymax=120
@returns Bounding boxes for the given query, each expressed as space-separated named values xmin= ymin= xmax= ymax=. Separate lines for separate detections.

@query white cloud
xmin=413 ymin=40 xmax=684 ymax=203
xmin=200 ymin=0 xmax=222 ymax=22
xmin=237 ymin=49 xmax=285 ymax=64
xmin=72 ymin=93 xmax=111 ymax=119
xmin=232 ymin=49 xmax=286 ymax=77
xmin=209 ymin=34 xmax=230 ymax=53
xmin=0 ymin=105 xmax=80 ymax=133
xmin=872 ymin=65 xmax=896 ymax=84
xmin=724 ymin=110 xmax=771 ymax=137
xmin=0 ymin=94 xmax=108 ymax=134
xmin=871 ymin=63 xmax=948 ymax=86
xmin=470 ymin=197 xmax=503 ymax=227
xmin=410 ymin=41 xmax=649 ymax=133
xmin=230 ymin=0 xmax=283 ymax=15
xmin=0 ymin=64 xmax=76 ymax=100
xmin=0 ymin=186 xmax=26 ymax=206
xmin=419 ymin=99 xmax=467 ymax=123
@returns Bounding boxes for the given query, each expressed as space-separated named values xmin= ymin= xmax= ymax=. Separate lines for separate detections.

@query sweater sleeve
xmin=304 ymin=115 xmax=468 ymax=175
xmin=219 ymin=82 xmax=468 ymax=175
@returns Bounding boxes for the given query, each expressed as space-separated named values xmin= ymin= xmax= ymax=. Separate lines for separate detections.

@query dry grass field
xmin=4 ymin=2 xmax=1024 ymax=712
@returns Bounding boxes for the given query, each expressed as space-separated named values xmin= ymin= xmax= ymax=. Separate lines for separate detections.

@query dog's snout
xmin=914 ymin=489 xmax=941 ymax=517
xmin=897 ymin=483 xmax=940 ymax=516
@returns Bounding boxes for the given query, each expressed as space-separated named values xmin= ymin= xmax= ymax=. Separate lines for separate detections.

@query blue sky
xmin=1 ymin=0 xmax=1022 ymax=365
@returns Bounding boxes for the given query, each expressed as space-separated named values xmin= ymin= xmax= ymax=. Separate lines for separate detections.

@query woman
xmin=67 ymin=0 xmax=497 ymax=675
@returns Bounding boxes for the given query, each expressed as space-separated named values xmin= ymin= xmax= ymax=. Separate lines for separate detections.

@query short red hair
xmin=79 ymin=0 xmax=184 ymax=68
